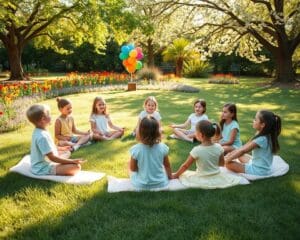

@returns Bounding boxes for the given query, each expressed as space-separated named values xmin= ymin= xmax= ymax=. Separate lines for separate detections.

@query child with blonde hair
xmin=219 ymin=103 xmax=242 ymax=154
xmin=225 ymin=110 xmax=281 ymax=176
xmin=129 ymin=116 xmax=172 ymax=190
xmin=172 ymin=120 xmax=241 ymax=189
xmin=26 ymin=104 xmax=85 ymax=176
xmin=90 ymin=96 xmax=124 ymax=140
xmin=170 ymin=99 xmax=208 ymax=142
xmin=55 ymin=97 xmax=90 ymax=151
xmin=132 ymin=96 xmax=162 ymax=136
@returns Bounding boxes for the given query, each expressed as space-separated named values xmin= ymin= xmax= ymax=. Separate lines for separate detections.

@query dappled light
xmin=0 ymin=77 xmax=299 ymax=239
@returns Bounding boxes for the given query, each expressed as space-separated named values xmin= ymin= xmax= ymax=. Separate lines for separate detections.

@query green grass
xmin=0 ymin=77 xmax=299 ymax=240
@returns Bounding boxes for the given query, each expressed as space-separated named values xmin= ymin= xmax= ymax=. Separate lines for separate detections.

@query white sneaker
xmin=82 ymin=141 xmax=92 ymax=147
xmin=169 ymin=134 xmax=177 ymax=139
xmin=72 ymin=145 xmax=80 ymax=152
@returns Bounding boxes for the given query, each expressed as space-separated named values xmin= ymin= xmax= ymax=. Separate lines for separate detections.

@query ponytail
xmin=254 ymin=110 xmax=281 ymax=153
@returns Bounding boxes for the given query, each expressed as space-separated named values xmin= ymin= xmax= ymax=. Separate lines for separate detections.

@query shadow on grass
xmin=0 ymin=172 xmax=57 ymax=198
xmin=4 ymin=176 xmax=300 ymax=240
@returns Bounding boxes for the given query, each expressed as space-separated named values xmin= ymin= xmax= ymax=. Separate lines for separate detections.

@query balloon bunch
xmin=119 ymin=43 xmax=143 ymax=74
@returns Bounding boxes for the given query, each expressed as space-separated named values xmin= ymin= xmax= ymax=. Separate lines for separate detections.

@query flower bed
xmin=0 ymin=71 xmax=176 ymax=133
xmin=208 ymin=74 xmax=239 ymax=84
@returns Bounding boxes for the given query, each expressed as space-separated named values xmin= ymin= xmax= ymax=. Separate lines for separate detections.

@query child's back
xmin=190 ymin=143 xmax=222 ymax=176
xmin=129 ymin=116 xmax=172 ymax=190
xmin=130 ymin=142 xmax=169 ymax=189
xmin=173 ymin=120 xmax=241 ymax=188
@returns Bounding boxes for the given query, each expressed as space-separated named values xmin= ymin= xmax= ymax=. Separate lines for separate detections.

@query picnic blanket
xmin=107 ymin=155 xmax=289 ymax=192
xmin=9 ymin=155 xmax=105 ymax=185
xmin=107 ymin=175 xmax=249 ymax=193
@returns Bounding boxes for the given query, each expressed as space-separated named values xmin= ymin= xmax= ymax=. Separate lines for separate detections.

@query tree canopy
xmin=0 ymin=0 xmax=134 ymax=80
xmin=156 ymin=0 xmax=300 ymax=82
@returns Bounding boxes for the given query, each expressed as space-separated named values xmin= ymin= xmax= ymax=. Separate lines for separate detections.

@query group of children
xmin=26 ymin=95 xmax=281 ymax=190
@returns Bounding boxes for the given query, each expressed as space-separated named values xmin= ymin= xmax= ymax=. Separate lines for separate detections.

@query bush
xmin=183 ymin=59 xmax=212 ymax=78
xmin=136 ymin=66 xmax=162 ymax=81
xmin=208 ymin=74 xmax=239 ymax=84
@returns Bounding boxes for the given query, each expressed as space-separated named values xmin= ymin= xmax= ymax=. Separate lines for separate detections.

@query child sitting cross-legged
xmin=172 ymin=120 xmax=241 ymax=189
xmin=129 ymin=116 xmax=172 ymax=190
xmin=26 ymin=104 xmax=86 ymax=176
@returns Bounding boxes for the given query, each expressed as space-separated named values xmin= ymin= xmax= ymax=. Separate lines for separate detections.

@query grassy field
xmin=0 ymin=77 xmax=299 ymax=240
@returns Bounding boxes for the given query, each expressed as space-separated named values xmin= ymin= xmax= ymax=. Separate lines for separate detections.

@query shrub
xmin=136 ymin=66 xmax=162 ymax=81
xmin=208 ymin=74 xmax=239 ymax=84
xmin=183 ymin=59 xmax=212 ymax=78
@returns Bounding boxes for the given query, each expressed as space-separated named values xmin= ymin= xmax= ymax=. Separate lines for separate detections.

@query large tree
xmin=127 ymin=0 xmax=196 ymax=67
xmin=0 ymin=0 xmax=131 ymax=80
xmin=159 ymin=0 xmax=300 ymax=83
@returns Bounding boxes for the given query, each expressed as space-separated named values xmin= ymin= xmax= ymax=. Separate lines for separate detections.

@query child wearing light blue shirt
xmin=219 ymin=103 xmax=242 ymax=154
xmin=129 ymin=116 xmax=172 ymax=190
xmin=27 ymin=104 xmax=86 ymax=176
xmin=225 ymin=110 xmax=281 ymax=176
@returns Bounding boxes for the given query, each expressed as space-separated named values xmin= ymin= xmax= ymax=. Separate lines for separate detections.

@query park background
xmin=0 ymin=1 xmax=300 ymax=239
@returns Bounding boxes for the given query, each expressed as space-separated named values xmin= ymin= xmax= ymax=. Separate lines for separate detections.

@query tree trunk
xmin=7 ymin=43 xmax=25 ymax=81
xmin=274 ymin=52 xmax=295 ymax=83
xmin=147 ymin=38 xmax=155 ymax=67
xmin=176 ymin=58 xmax=183 ymax=77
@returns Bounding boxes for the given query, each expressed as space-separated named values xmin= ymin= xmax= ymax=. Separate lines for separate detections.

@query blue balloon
xmin=127 ymin=43 xmax=135 ymax=51
xmin=121 ymin=45 xmax=130 ymax=55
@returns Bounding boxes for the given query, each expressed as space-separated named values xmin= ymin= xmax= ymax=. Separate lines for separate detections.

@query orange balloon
xmin=127 ymin=65 xmax=136 ymax=73
xmin=128 ymin=57 xmax=136 ymax=65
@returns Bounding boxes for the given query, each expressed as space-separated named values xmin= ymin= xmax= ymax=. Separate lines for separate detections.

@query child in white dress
xmin=27 ymin=104 xmax=85 ymax=176
xmin=172 ymin=120 xmax=241 ymax=189
xmin=90 ymin=97 xmax=124 ymax=141
xmin=170 ymin=99 xmax=208 ymax=142
xmin=132 ymin=96 xmax=162 ymax=136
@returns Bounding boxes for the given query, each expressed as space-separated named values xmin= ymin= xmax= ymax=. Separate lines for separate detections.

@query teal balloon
xmin=119 ymin=52 xmax=128 ymax=60
xmin=136 ymin=61 xmax=143 ymax=70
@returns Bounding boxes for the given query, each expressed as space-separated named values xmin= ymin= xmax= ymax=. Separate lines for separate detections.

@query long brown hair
xmin=253 ymin=110 xmax=281 ymax=153
xmin=138 ymin=116 xmax=161 ymax=146
xmin=91 ymin=97 xmax=108 ymax=116
xmin=220 ymin=103 xmax=238 ymax=130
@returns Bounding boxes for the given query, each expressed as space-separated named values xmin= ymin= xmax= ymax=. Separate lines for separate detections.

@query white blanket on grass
xmin=107 ymin=155 xmax=289 ymax=193
xmin=9 ymin=155 xmax=105 ymax=185
xmin=237 ymin=155 xmax=289 ymax=180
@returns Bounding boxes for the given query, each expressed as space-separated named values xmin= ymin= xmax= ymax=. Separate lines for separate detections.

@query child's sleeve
xmin=253 ymin=136 xmax=268 ymax=149
xmin=231 ymin=121 xmax=240 ymax=131
xmin=161 ymin=143 xmax=169 ymax=156
xmin=37 ymin=136 xmax=53 ymax=155
xmin=156 ymin=112 xmax=162 ymax=120
xmin=203 ymin=114 xmax=209 ymax=121
xmin=129 ymin=145 xmax=139 ymax=160
xmin=89 ymin=114 xmax=95 ymax=122
xmin=189 ymin=147 xmax=198 ymax=159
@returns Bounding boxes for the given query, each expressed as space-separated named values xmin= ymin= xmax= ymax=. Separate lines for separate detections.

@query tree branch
xmin=25 ymin=4 xmax=78 ymax=42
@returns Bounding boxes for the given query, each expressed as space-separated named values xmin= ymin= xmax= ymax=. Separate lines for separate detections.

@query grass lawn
xmin=0 ymin=77 xmax=299 ymax=240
